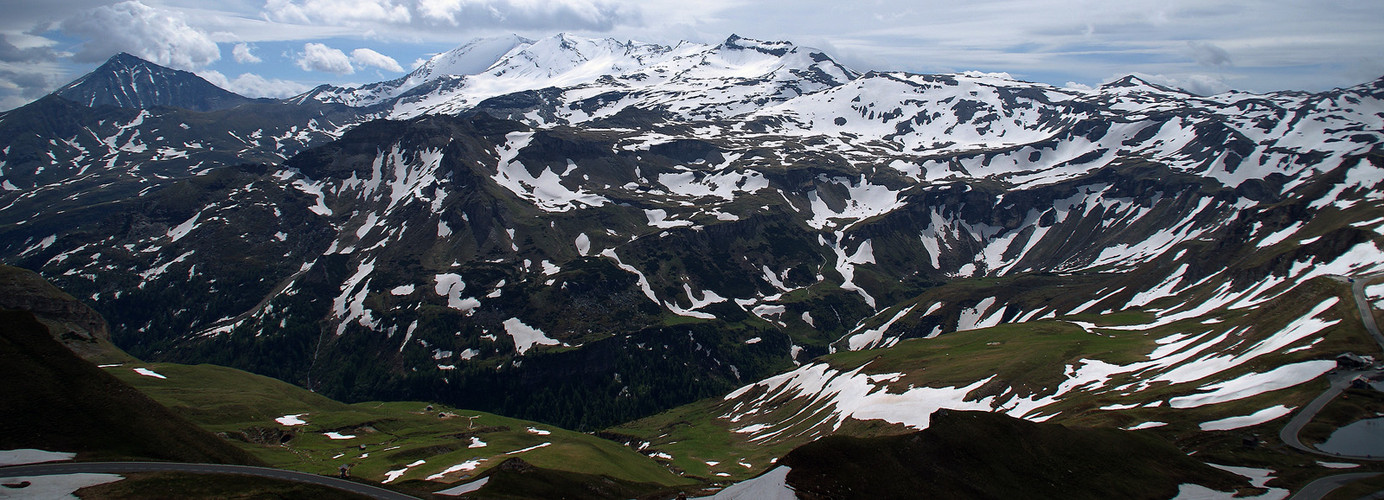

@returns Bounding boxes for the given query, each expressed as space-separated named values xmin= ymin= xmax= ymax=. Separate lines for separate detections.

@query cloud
xmin=0 ymin=34 xmax=66 ymax=111
xmin=297 ymin=42 xmax=353 ymax=74
xmin=59 ymin=0 xmax=220 ymax=70
xmin=232 ymin=43 xmax=262 ymax=64
xmin=351 ymin=48 xmax=403 ymax=72
xmin=1187 ymin=41 xmax=1232 ymax=67
xmin=263 ymin=0 xmax=411 ymax=26
xmin=199 ymin=69 xmax=312 ymax=98
xmin=0 ymin=34 xmax=60 ymax=63
xmin=261 ymin=0 xmax=637 ymax=32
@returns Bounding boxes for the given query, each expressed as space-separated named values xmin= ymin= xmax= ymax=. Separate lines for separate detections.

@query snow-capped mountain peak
xmin=409 ymin=34 xmax=535 ymax=83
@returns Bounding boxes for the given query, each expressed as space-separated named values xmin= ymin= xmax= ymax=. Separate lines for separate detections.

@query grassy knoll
xmin=105 ymin=361 xmax=691 ymax=489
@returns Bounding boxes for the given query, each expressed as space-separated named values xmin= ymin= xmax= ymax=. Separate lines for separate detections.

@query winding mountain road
xmin=1288 ymin=472 xmax=1383 ymax=500
xmin=1279 ymin=275 xmax=1384 ymax=500
xmin=1350 ymin=274 xmax=1384 ymax=352
xmin=0 ymin=462 xmax=421 ymax=500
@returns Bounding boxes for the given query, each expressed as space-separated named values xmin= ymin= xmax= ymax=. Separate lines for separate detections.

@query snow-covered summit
xmin=412 ymin=35 xmax=535 ymax=83
xmin=300 ymin=33 xmax=859 ymax=120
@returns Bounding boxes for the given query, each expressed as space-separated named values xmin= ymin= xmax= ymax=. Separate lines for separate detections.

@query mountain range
xmin=1 ymin=31 xmax=1382 ymax=445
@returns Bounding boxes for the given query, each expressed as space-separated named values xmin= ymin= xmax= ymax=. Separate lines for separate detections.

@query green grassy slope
xmin=0 ymin=310 xmax=261 ymax=465
xmin=608 ymin=274 xmax=1382 ymax=486
xmin=105 ymin=359 xmax=692 ymax=489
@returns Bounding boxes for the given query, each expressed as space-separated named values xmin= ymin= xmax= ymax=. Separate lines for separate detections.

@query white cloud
xmin=199 ymin=69 xmax=312 ymax=98
xmin=1187 ymin=41 xmax=1232 ymax=67
xmin=297 ymin=42 xmax=353 ymax=74
xmin=262 ymin=0 xmax=635 ymax=32
xmin=350 ymin=48 xmax=403 ymax=72
xmin=232 ymin=43 xmax=262 ymax=64
xmin=59 ymin=0 xmax=220 ymax=70
xmin=263 ymin=0 xmax=412 ymax=26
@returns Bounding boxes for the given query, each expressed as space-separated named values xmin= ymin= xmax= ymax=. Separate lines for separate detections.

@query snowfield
xmin=0 ymin=449 xmax=76 ymax=466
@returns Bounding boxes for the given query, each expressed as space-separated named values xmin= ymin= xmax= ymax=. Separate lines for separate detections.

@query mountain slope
xmin=0 ymin=309 xmax=262 ymax=465
xmin=779 ymin=410 xmax=1247 ymax=500
xmin=1 ymin=35 xmax=1382 ymax=436
xmin=606 ymin=274 xmax=1373 ymax=483
xmin=53 ymin=52 xmax=256 ymax=112
xmin=0 ymin=264 xmax=130 ymax=363
xmin=106 ymin=360 xmax=691 ymax=489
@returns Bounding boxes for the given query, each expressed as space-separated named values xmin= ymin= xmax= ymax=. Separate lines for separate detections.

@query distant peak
xmin=721 ymin=34 xmax=795 ymax=56
xmin=54 ymin=51 xmax=249 ymax=111
xmin=1100 ymin=75 xmax=1184 ymax=94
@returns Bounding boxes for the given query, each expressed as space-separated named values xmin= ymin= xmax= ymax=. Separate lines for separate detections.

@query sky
xmin=2 ymin=0 xmax=1382 ymax=111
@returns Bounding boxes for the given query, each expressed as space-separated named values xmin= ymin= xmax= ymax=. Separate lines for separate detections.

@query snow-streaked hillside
xmin=1 ymin=34 xmax=1381 ymax=436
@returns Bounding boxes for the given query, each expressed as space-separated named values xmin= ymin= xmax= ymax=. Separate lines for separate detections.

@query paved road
xmin=0 ymin=462 xmax=420 ymax=500
xmin=1277 ymin=369 xmax=1383 ymax=460
xmin=1279 ymin=275 xmax=1384 ymax=500
xmin=1350 ymin=274 xmax=1384 ymax=353
xmin=1287 ymin=472 xmax=1382 ymax=500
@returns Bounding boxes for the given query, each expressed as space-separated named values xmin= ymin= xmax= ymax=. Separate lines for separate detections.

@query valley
xmin=2 ymin=31 xmax=1383 ymax=498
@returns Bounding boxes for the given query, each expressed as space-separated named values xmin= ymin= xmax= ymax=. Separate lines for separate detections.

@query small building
xmin=1336 ymin=353 xmax=1375 ymax=370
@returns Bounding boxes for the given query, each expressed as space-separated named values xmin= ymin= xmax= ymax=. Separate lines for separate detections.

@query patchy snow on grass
xmin=166 ymin=211 xmax=201 ymax=242
xmin=645 ymin=208 xmax=693 ymax=228
xmin=526 ymin=427 xmax=551 ymax=436
xmin=723 ymin=363 xmax=995 ymax=442
xmin=691 ymin=466 xmax=796 ymax=500
xmin=382 ymin=468 xmax=408 ymax=483
xmin=492 ymin=132 xmax=609 ymax=211
xmin=1317 ymin=461 xmax=1360 ymax=469
xmin=434 ymin=273 xmax=479 ymax=313
xmin=435 ymin=476 xmax=489 ymax=495
xmin=390 ymin=284 xmax=414 ymax=295
xmin=275 ymin=414 xmax=307 ymax=426
xmin=323 ymin=432 xmax=356 ymax=440
xmin=1124 ymin=421 xmax=1167 ymax=430
xmin=503 ymin=318 xmax=563 ymax=355
xmin=132 ymin=367 xmax=167 ymax=379
xmin=467 ymin=437 xmax=487 ymax=448
xmin=427 ymin=460 xmax=484 ymax=481
xmin=0 ymin=473 xmax=124 ymax=498
xmin=506 ymin=442 xmax=551 ymax=454
xmin=1169 ymin=360 xmax=1335 ymax=409
xmin=1198 ymin=405 xmax=1295 ymax=431
xmin=0 ymin=449 xmax=76 ymax=466
xmin=575 ymin=233 xmax=591 ymax=256
xmin=1256 ymin=222 xmax=1302 ymax=248
xmin=846 ymin=304 xmax=916 ymax=350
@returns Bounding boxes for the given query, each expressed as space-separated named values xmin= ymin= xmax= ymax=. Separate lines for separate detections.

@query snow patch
xmin=0 ymin=449 xmax=76 ymax=466
xmin=503 ymin=318 xmax=563 ymax=355
xmin=275 ymin=414 xmax=307 ymax=426
xmin=1198 ymin=405 xmax=1295 ymax=431
xmin=133 ymin=367 xmax=167 ymax=379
